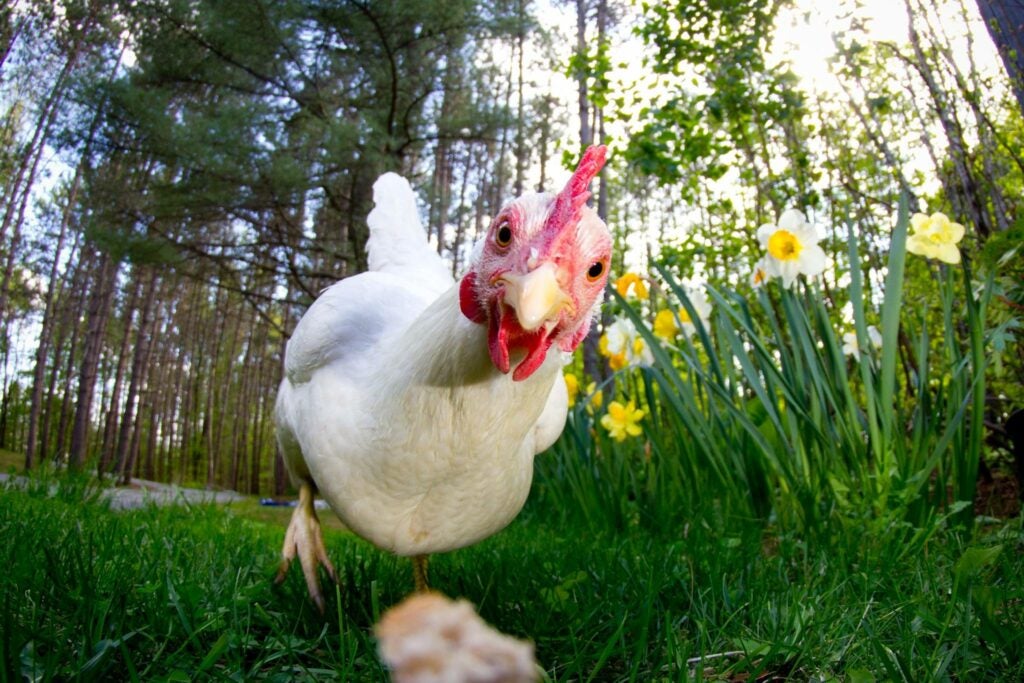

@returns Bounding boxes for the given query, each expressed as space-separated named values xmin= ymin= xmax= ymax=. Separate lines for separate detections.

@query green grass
xmin=221 ymin=497 xmax=350 ymax=533
xmin=2 ymin=475 xmax=1022 ymax=681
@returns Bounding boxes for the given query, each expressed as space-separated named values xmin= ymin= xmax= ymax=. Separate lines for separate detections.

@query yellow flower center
xmin=927 ymin=224 xmax=954 ymax=244
xmin=767 ymin=230 xmax=803 ymax=261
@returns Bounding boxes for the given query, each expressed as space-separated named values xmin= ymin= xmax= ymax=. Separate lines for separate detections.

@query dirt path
xmin=0 ymin=473 xmax=246 ymax=510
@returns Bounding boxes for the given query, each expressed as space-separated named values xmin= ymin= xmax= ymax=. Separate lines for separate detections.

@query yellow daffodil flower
xmin=564 ymin=373 xmax=579 ymax=407
xmin=614 ymin=273 xmax=649 ymax=300
xmin=600 ymin=400 xmax=646 ymax=442
xmin=653 ymin=309 xmax=679 ymax=340
xmin=756 ymin=209 xmax=827 ymax=288
xmin=585 ymin=381 xmax=603 ymax=412
xmin=907 ymin=212 xmax=964 ymax=264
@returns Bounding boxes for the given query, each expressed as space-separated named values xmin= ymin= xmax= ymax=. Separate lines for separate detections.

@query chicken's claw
xmin=275 ymin=482 xmax=338 ymax=613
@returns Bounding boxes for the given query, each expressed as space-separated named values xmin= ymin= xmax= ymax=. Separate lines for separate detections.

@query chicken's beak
xmin=499 ymin=263 xmax=571 ymax=332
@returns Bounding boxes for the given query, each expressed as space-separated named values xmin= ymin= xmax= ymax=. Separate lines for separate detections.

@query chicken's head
xmin=460 ymin=145 xmax=612 ymax=381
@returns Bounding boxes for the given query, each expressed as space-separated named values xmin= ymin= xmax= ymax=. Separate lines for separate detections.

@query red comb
xmin=543 ymin=145 xmax=607 ymax=235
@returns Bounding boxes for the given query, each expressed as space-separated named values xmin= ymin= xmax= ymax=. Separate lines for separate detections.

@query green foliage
xmin=627 ymin=0 xmax=812 ymax=215
xmin=542 ymin=206 xmax=992 ymax=538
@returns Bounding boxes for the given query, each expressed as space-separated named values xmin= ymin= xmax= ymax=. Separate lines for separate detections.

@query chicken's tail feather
xmin=365 ymin=173 xmax=452 ymax=289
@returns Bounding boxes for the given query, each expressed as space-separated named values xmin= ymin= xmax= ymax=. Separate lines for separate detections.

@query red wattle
xmin=488 ymin=306 xmax=554 ymax=382
xmin=459 ymin=272 xmax=487 ymax=323
xmin=488 ymin=311 xmax=511 ymax=374
xmin=512 ymin=336 xmax=551 ymax=381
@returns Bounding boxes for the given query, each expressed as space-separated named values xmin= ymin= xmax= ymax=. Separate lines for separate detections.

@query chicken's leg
xmin=275 ymin=482 xmax=338 ymax=612
xmin=412 ymin=554 xmax=430 ymax=592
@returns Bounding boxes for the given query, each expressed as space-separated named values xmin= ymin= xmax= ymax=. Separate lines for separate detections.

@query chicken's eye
xmin=495 ymin=222 xmax=513 ymax=247
xmin=586 ymin=260 xmax=605 ymax=282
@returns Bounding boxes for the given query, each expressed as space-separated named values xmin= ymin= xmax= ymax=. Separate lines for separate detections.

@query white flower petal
xmin=778 ymin=208 xmax=808 ymax=230
xmin=757 ymin=223 xmax=777 ymax=246
xmin=841 ymin=332 xmax=858 ymax=357
xmin=866 ymin=325 xmax=882 ymax=348
xmin=777 ymin=260 xmax=800 ymax=288
xmin=799 ymin=244 xmax=827 ymax=277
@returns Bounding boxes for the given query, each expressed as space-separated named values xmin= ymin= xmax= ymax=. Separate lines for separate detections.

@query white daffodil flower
xmin=756 ymin=209 xmax=827 ymax=288
xmin=842 ymin=325 xmax=882 ymax=358
xmin=599 ymin=316 xmax=653 ymax=370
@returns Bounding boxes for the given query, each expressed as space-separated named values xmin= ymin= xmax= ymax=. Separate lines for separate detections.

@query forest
xmin=1 ymin=0 xmax=1023 ymax=680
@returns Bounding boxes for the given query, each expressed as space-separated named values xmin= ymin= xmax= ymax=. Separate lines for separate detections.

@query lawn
xmin=2 ymin=473 xmax=1021 ymax=681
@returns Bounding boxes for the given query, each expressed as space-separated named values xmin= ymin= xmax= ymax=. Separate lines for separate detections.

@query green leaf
xmin=847 ymin=668 xmax=876 ymax=683
xmin=953 ymin=544 xmax=1003 ymax=582
xmin=197 ymin=632 xmax=230 ymax=672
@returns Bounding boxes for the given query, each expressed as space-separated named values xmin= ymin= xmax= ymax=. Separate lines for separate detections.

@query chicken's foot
xmin=275 ymin=482 xmax=338 ymax=613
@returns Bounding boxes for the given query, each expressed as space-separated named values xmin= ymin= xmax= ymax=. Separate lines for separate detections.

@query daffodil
xmin=750 ymin=257 xmax=769 ymax=288
xmin=564 ymin=373 xmax=579 ymax=407
xmin=906 ymin=212 xmax=964 ymax=264
xmin=756 ymin=209 xmax=827 ymax=288
xmin=599 ymin=317 xmax=653 ymax=370
xmin=841 ymin=325 xmax=882 ymax=358
xmin=653 ymin=309 xmax=679 ymax=340
xmin=652 ymin=286 xmax=712 ymax=341
xmin=614 ymin=272 xmax=649 ymax=300
xmin=600 ymin=400 xmax=645 ymax=442
xmin=585 ymin=381 xmax=603 ymax=412
xmin=679 ymin=286 xmax=712 ymax=337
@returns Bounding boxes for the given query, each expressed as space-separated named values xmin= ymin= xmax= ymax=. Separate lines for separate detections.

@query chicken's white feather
xmin=365 ymin=172 xmax=452 ymax=295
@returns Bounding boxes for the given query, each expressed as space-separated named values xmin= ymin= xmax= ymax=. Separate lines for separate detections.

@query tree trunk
xmin=906 ymin=0 xmax=993 ymax=237
xmin=68 ymin=251 xmax=119 ymax=468
xmin=48 ymin=244 xmax=89 ymax=462
xmin=513 ymin=0 xmax=527 ymax=197
xmin=975 ymin=0 xmax=1024 ymax=115
xmin=97 ymin=276 xmax=142 ymax=476
xmin=575 ymin=0 xmax=592 ymax=152
xmin=113 ymin=270 xmax=160 ymax=482
xmin=25 ymin=170 xmax=82 ymax=469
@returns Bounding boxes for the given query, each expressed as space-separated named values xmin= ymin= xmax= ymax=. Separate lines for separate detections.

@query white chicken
xmin=274 ymin=146 xmax=611 ymax=610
